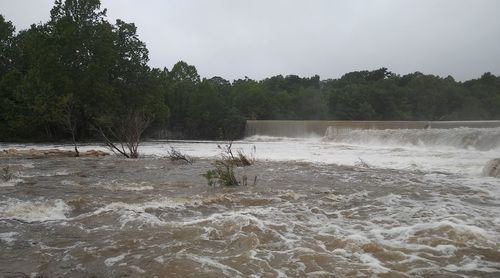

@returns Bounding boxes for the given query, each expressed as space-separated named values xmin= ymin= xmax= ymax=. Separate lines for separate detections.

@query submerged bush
xmin=203 ymin=160 xmax=239 ymax=187
xmin=1 ymin=166 xmax=13 ymax=182
xmin=166 ymin=147 xmax=194 ymax=164
xmin=203 ymin=142 xmax=257 ymax=186
xmin=355 ymin=157 xmax=371 ymax=168
xmin=217 ymin=142 xmax=255 ymax=167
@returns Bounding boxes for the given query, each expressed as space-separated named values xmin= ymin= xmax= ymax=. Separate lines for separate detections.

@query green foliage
xmin=203 ymin=143 xmax=256 ymax=186
xmin=0 ymin=15 xmax=15 ymax=77
xmin=217 ymin=142 xmax=255 ymax=167
xmin=0 ymin=0 xmax=168 ymax=145
xmin=203 ymin=142 xmax=257 ymax=186
xmin=0 ymin=1 xmax=499 ymax=143
xmin=203 ymin=160 xmax=239 ymax=187
xmin=324 ymin=69 xmax=500 ymax=121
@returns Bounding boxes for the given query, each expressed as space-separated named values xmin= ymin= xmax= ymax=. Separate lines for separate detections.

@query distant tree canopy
xmin=1 ymin=1 xmax=500 ymax=142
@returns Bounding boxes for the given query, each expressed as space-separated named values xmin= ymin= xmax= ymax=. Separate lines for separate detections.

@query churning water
xmin=1 ymin=122 xmax=500 ymax=277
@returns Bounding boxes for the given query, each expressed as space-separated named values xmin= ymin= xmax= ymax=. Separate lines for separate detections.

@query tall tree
xmin=165 ymin=61 xmax=200 ymax=135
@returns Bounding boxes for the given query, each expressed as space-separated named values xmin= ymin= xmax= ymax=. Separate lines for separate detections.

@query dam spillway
xmin=245 ymin=120 xmax=500 ymax=138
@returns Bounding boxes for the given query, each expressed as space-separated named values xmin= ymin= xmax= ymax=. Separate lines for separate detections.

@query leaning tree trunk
xmin=94 ymin=111 xmax=152 ymax=159
xmin=71 ymin=129 xmax=79 ymax=157
xmin=61 ymin=97 xmax=80 ymax=157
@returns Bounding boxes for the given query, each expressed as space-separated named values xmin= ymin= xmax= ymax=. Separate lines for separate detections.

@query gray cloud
xmin=2 ymin=0 xmax=499 ymax=81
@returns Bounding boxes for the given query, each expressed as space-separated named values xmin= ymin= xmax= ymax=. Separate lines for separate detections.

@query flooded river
xmin=1 ymin=126 xmax=500 ymax=277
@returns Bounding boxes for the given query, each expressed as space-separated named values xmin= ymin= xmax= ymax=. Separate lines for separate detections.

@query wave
xmin=0 ymin=198 xmax=70 ymax=222
xmin=244 ymin=135 xmax=321 ymax=142
xmin=323 ymin=127 xmax=500 ymax=151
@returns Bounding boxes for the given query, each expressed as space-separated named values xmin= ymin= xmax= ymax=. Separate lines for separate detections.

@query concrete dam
xmin=245 ymin=120 xmax=500 ymax=138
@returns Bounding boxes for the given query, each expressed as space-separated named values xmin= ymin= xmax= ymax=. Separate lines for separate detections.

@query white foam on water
xmin=0 ymin=231 xmax=18 ymax=243
xmin=4 ymin=127 xmax=498 ymax=178
xmin=370 ymin=219 xmax=495 ymax=248
xmin=95 ymin=197 xmax=196 ymax=213
xmin=84 ymin=196 xmax=202 ymax=228
xmin=18 ymin=169 xmax=74 ymax=178
xmin=0 ymin=198 xmax=70 ymax=222
xmin=61 ymin=179 xmax=78 ymax=186
xmin=97 ymin=180 xmax=154 ymax=191
xmin=245 ymin=135 xmax=321 ymax=142
xmin=159 ymin=188 xmax=499 ymax=275
xmin=181 ymin=253 xmax=245 ymax=277
xmin=0 ymin=178 xmax=23 ymax=187
xmin=458 ymin=176 xmax=500 ymax=200
xmin=117 ymin=185 xmax=154 ymax=191
xmin=324 ymin=127 xmax=500 ymax=151
xmin=305 ymin=271 xmax=335 ymax=277
xmin=104 ymin=253 xmax=127 ymax=267
xmin=21 ymin=162 xmax=35 ymax=168
xmin=1 ymin=127 xmax=499 ymax=276
xmin=177 ymin=206 xmax=272 ymax=229
xmin=129 ymin=265 xmax=146 ymax=273
xmin=140 ymin=134 xmax=498 ymax=178
xmin=359 ymin=253 xmax=390 ymax=273
xmin=444 ymin=256 xmax=500 ymax=273
xmin=154 ymin=255 xmax=165 ymax=263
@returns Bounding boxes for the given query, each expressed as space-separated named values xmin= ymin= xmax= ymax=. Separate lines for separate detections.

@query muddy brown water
xmin=1 ymin=156 xmax=499 ymax=277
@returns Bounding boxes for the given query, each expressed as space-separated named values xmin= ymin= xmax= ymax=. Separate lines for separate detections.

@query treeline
xmin=1 ymin=0 xmax=500 ymax=143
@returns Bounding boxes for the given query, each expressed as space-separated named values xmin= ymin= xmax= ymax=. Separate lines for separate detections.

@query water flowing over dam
xmin=245 ymin=120 xmax=500 ymax=138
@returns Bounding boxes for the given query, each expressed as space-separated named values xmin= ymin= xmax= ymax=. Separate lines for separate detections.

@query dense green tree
xmin=232 ymin=78 xmax=272 ymax=120
xmin=186 ymin=80 xmax=244 ymax=139
xmin=164 ymin=61 xmax=200 ymax=136
xmin=0 ymin=0 xmax=169 ymax=151
xmin=0 ymin=15 xmax=15 ymax=77
xmin=1 ymin=1 xmax=499 ymax=143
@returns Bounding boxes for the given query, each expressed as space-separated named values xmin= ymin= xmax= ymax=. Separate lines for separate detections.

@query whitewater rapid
xmin=1 ymin=127 xmax=499 ymax=277
xmin=3 ymin=127 xmax=500 ymax=176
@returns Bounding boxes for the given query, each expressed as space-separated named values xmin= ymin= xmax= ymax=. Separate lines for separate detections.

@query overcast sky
xmin=2 ymin=0 xmax=500 ymax=81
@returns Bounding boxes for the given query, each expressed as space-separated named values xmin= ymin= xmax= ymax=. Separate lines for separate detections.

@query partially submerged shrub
xmin=1 ymin=166 xmax=13 ymax=182
xmin=204 ymin=142 xmax=257 ymax=186
xmin=166 ymin=147 xmax=193 ymax=164
xmin=203 ymin=160 xmax=257 ymax=187
xmin=217 ymin=142 xmax=255 ymax=167
xmin=203 ymin=160 xmax=239 ymax=187
xmin=93 ymin=110 xmax=152 ymax=159
xmin=235 ymin=150 xmax=252 ymax=167
xmin=355 ymin=157 xmax=371 ymax=168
